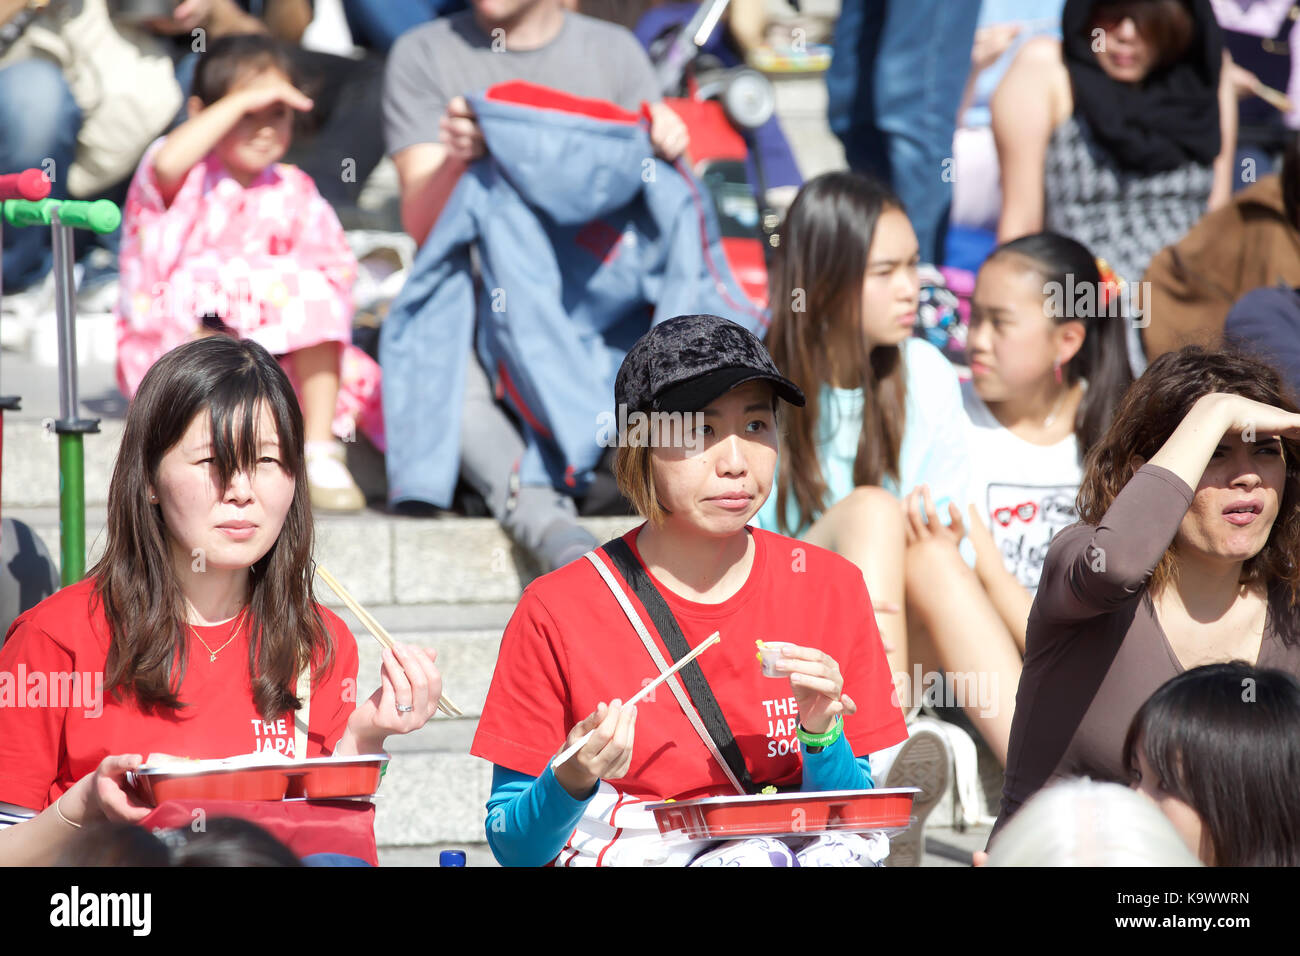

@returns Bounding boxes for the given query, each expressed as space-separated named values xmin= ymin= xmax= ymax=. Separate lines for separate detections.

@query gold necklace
xmin=189 ymin=606 xmax=248 ymax=663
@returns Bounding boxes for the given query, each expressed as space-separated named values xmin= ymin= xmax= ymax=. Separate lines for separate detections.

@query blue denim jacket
xmin=380 ymin=82 xmax=764 ymax=507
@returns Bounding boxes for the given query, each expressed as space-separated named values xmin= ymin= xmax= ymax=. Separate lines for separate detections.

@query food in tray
xmin=143 ymin=754 xmax=201 ymax=766
xmin=141 ymin=751 xmax=294 ymax=772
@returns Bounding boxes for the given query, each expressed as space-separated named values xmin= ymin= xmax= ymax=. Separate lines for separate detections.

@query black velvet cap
xmin=615 ymin=314 xmax=806 ymax=414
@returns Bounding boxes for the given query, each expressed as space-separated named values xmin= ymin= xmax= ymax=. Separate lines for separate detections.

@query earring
xmin=149 ymin=494 xmax=158 ymax=502
xmin=1053 ymin=359 xmax=1063 ymax=384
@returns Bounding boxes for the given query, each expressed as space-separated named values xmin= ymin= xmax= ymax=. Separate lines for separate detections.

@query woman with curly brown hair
xmin=993 ymin=346 xmax=1300 ymax=839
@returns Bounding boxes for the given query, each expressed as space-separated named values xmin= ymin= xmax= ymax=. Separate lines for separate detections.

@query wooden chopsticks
xmin=550 ymin=632 xmax=721 ymax=769
xmin=316 ymin=565 xmax=464 ymax=718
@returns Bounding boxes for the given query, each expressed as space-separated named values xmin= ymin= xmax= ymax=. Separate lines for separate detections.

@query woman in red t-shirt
xmin=0 ymin=336 xmax=440 ymax=865
xmin=472 ymin=315 xmax=908 ymax=866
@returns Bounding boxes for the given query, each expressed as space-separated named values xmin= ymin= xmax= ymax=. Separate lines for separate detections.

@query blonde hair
xmin=614 ymin=442 xmax=667 ymax=528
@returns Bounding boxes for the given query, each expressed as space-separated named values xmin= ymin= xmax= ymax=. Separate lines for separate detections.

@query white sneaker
xmin=932 ymin=719 xmax=998 ymax=829
xmin=882 ymin=717 xmax=953 ymax=867
xmin=76 ymin=275 xmax=119 ymax=315
xmin=306 ymin=441 xmax=365 ymax=512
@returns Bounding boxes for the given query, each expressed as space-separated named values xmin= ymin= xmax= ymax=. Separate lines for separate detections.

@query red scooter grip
xmin=0 ymin=168 xmax=52 ymax=202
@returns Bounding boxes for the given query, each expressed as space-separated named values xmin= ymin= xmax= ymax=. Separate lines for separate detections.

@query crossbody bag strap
xmin=583 ymin=549 xmax=747 ymax=796
xmin=591 ymin=539 xmax=756 ymax=795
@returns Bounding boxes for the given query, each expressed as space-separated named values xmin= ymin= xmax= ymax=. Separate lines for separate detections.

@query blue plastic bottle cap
xmin=439 ymin=850 xmax=467 ymax=867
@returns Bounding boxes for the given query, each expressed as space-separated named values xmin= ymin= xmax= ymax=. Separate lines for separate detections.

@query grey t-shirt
xmin=383 ymin=9 xmax=662 ymax=156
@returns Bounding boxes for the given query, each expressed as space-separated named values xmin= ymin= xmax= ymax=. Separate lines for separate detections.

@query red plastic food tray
xmin=129 ymin=756 xmax=388 ymax=806
xmin=289 ymin=762 xmax=384 ymax=800
xmin=644 ymin=788 xmax=919 ymax=840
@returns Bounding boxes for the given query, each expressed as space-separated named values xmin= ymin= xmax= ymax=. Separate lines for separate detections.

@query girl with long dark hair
xmin=753 ymin=171 xmax=970 ymax=853
xmin=755 ymin=171 xmax=972 ymax=686
xmin=1124 ymin=662 xmax=1300 ymax=866
xmin=901 ymin=232 xmax=1134 ymax=766
xmin=0 ymin=336 xmax=440 ymax=864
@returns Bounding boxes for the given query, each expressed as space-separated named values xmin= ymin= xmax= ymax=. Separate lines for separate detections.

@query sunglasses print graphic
xmin=993 ymin=501 xmax=1039 ymax=526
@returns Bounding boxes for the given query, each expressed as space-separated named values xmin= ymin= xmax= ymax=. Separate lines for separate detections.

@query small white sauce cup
xmin=759 ymin=641 xmax=792 ymax=678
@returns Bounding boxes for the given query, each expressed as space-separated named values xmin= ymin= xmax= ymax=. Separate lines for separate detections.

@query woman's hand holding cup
xmin=770 ymin=645 xmax=857 ymax=735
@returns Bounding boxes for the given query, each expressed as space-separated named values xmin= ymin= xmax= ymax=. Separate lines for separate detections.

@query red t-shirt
xmin=472 ymin=524 xmax=906 ymax=800
xmin=0 ymin=577 xmax=359 ymax=812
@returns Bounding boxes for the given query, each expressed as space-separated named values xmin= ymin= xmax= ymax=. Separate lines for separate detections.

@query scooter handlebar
xmin=2 ymin=198 xmax=122 ymax=234
xmin=0 ymin=169 xmax=52 ymax=202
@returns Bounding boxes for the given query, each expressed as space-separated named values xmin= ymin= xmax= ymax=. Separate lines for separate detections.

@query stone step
xmin=3 ymin=505 xmax=640 ymax=607
xmin=353 ymin=630 xmax=500 ymax=721
xmin=373 ymin=751 xmax=490 ymax=847
xmin=1 ymin=419 xmax=124 ymax=510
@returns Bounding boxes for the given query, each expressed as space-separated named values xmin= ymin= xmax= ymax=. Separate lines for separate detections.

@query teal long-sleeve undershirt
xmin=484 ymin=733 xmax=873 ymax=867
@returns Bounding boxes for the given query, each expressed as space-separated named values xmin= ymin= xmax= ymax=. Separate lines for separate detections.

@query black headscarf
xmin=1062 ymin=0 xmax=1223 ymax=174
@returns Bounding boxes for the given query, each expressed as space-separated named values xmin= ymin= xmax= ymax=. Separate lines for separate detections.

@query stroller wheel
xmin=0 ymin=518 xmax=59 ymax=643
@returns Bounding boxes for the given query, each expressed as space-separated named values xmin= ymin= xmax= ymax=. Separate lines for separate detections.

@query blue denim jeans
xmin=827 ymin=0 xmax=981 ymax=264
xmin=0 ymin=57 xmax=81 ymax=292
xmin=341 ymin=0 xmax=468 ymax=53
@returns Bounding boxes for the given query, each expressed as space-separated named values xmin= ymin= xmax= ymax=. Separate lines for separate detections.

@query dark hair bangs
xmin=201 ymin=363 xmax=304 ymax=496
xmin=1124 ymin=662 xmax=1300 ymax=866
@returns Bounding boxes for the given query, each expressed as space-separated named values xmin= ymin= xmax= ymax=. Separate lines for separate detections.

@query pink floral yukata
xmin=114 ymin=138 xmax=385 ymax=450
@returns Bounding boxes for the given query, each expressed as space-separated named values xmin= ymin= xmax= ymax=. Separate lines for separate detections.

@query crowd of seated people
xmin=3 ymin=0 xmax=1300 ymax=869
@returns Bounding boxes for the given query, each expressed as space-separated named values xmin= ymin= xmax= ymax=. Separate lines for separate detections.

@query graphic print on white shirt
xmin=962 ymin=380 xmax=1083 ymax=592
xmin=983 ymin=482 xmax=1078 ymax=590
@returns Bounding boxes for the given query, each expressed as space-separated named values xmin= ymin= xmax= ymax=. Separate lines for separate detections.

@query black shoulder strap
xmin=602 ymin=537 xmax=757 ymax=795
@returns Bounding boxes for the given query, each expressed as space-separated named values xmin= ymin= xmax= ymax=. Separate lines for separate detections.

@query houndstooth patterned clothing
xmin=1043 ymin=113 xmax=1214 ymax=286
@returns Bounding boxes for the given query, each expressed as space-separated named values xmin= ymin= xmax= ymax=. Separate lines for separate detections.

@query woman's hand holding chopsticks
xmin=337 ymin=644 xmax=444 ymax=755
xmin=552 ymin=700 xmax=638 ymax=800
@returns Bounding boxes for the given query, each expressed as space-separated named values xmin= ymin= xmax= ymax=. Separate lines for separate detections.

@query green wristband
xmin=796 ymin=717 xmax=843 ymax=750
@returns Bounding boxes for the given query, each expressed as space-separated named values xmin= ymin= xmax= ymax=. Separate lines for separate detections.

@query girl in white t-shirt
xmin=902 ymin=232 xmax=1132 ymax=762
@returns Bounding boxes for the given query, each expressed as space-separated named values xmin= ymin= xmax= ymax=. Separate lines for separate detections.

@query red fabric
xmin=0 ymin=577 xmax=359 ymax=812
xmin=140 ymin=799 xmax=378 ymax=865
xmin=721 ymin=236 xmax=770 ymax=308
xmin=665 ymin=97 xmax=748 ymax=162
xmin=496 ymin=361 xmax=553 ymax=439
xmin=472 ymin=525 xmax=906 ymax=800
xmin=483 ymin=80 xmax=642 ymax=125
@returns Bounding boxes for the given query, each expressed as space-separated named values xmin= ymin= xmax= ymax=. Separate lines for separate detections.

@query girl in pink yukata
xmin=114 ymin=34 xmax=383 ymax=512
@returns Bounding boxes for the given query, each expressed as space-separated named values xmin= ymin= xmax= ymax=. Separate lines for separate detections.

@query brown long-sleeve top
xmin=994 ymin=463 xmax=1300 ymax=836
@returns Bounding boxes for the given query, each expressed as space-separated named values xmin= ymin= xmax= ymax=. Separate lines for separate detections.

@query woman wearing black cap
xmin=470 ymin=315 xmax=908 ymax=867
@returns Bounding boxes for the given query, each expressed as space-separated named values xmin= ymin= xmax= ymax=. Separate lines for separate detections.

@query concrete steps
xmin=3 ymin=504 xmax=640 ymax=608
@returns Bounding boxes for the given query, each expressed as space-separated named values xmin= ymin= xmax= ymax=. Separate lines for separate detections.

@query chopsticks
xmin=551 ymin=632 xmax=721 ymax=770
xmin=316 ymin=565 xmax=464 ymax=718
